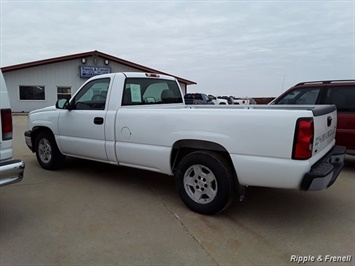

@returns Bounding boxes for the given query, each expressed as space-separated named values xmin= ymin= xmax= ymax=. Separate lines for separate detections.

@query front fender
xmin=28 ymin=107 xmax=60 ymax=136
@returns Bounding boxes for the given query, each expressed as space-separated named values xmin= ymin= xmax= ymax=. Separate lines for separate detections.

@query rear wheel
xmin=35 ymin=131 xmax=65 ymax=170
xmin=175 ymin=151 xmax=235 ymax=215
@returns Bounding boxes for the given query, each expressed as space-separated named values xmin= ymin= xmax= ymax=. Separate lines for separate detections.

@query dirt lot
xmin=1 ymin=115 xmax=354 ymax=265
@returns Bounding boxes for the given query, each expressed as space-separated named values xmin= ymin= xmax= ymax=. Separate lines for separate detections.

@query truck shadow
xmin=62 ymin=157 xmax=176 ymax=196
xmin=55 ymin=155 xmax=354 ymax=227
xmin=344 ymin=155 xmax=355 ymax=170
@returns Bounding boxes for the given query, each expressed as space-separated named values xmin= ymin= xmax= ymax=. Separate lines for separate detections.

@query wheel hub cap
xmin=183 ymin=165 xmax=217 ymax=204
xmin=38 ymin=138 xmax=52 ymax=163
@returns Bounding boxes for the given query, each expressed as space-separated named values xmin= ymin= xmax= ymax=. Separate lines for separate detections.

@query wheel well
xmin=171 ymin=140 xmax=234 ymax=173
xmin=171 ymin=140 xmax=244 ymax=199
xmin=30 ymin=127 xmax=54 ymax=150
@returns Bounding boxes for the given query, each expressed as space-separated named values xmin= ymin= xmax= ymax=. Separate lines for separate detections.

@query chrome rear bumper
xmin=0 ymin=159 xmax=25 ymax=186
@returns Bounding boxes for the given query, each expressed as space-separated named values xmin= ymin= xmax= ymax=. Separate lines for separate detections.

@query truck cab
xmin=184 ymin=93 xmax=214 ymax=105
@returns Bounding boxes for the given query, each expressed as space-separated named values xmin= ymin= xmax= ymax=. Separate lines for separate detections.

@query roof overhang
xmin=1 ymin=50 xmax=196 ymax=85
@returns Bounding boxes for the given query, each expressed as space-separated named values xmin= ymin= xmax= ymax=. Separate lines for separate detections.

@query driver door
xmin=57 ymin=78 xmax=110 ymax=161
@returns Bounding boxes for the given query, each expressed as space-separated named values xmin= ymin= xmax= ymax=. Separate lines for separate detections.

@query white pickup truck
xmin=24 ymin=72 xmax=345 ymax=214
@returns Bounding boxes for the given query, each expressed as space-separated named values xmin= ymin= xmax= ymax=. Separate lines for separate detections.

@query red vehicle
xmin=271 ymin=80 xmax=355 ymax=155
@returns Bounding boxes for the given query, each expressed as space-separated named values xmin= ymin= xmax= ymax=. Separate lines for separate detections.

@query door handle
xmin=94 ymin=117 xmax=104 ymax=125
xmin=327 ymin=116 xmax=332 ymax=127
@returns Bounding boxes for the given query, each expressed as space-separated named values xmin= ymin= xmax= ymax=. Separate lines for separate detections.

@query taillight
xmin=293 ymin=118 xmax=313 ymax=160
xmin=1 ymin=109 xmax=13 ymax=140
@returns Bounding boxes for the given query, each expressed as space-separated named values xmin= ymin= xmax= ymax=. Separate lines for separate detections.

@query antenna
xmin=281 ymin=74 xmax=286 ymax=93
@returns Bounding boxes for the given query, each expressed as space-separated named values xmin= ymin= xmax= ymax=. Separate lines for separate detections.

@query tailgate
xmin=312 ymin=105 xmax=337 ymax=155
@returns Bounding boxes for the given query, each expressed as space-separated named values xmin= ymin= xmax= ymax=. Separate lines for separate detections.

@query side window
xmin=72 ymin=78 xmax=110 ymax=110
xmin=323 ymin=86 xmax=355 ymax=112
xmin=194 ymin=94 xmax=203 ymax=100
xmin=203 ymin=94 xmax=209 ymax=102
xmin=122 ymin=78 xmax=183 ymax=105
xmin=277 ymin=88 xmax=320 ymax=104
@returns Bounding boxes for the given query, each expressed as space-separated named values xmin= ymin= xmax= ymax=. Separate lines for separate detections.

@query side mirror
xmin=56 ymin=98 xmax=69 ymax=109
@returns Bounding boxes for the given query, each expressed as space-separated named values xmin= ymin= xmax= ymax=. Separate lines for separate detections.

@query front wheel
xmin=35 ymin=131 xmax=65 ymax=170
xmin=175 ymin=151 xmax=235 ymax=215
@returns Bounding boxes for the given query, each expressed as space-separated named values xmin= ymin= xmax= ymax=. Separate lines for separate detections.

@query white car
xmin=208 ymin=95 xmax=229 ymax=105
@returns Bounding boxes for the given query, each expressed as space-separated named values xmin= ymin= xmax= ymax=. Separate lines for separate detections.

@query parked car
xmin=216 ymin=96 xmax=233 ymax=105
xmin=208 ymin=95 xmax=229 ymax=105
xmin=184 ymin=93 xmax=214 ymax=105
xmin=24 ymin=72 xmax=345 ymax=214
xmin=234 ymin=98 xmax=257 ymax=105
xmin=0 ymin=70 xmax=25 ymax=186
xmin=270 ymin=80 xmax=355 ymax=154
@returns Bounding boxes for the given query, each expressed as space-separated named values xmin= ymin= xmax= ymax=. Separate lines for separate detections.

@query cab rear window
xmin=122 ymin=78 xmax=182 ymax=105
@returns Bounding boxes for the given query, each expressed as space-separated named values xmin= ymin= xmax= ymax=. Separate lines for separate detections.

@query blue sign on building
xmin=79 ymin=66 xmax=111 ymax=78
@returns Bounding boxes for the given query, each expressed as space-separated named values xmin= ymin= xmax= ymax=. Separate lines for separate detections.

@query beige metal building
xmin=1 ymin=50 xmax=196 ymax=112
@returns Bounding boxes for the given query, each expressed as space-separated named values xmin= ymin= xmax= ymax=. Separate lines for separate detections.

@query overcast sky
xmin=0 ymin=0 xmax=354 ymax=97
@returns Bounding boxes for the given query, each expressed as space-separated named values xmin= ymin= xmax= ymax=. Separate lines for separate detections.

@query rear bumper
xmin=300 ymin=145 xmax=346 ymax=191
xmin=0 ymin=159 xmax=25 ymax=186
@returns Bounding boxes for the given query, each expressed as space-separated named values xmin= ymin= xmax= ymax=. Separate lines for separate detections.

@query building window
xmin=19 ymin=85 xmax=45 ymax=100
xmin=57 ymin=86 xmax=72 ymax=100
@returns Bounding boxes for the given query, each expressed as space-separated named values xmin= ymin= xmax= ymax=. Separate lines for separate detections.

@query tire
xmin=175 ymin=151 xmax=235 ymax=215
xmin=35 ymin=131 xmax=65 ymax=170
